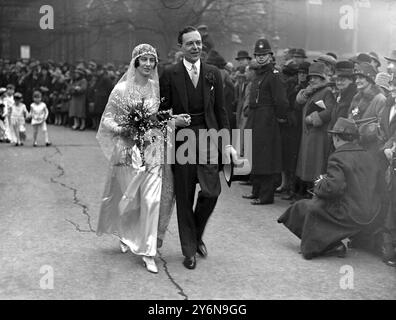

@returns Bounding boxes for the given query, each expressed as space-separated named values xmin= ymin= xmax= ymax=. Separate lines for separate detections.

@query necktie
xmin=390 ymin=105 xmax=396 ymax=124
xmin=191 ymin=64 xmax=198 ymax=88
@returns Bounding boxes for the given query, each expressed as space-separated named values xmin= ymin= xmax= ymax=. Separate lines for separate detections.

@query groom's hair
xmin=178 ymin=26 xmax=198 ymax=45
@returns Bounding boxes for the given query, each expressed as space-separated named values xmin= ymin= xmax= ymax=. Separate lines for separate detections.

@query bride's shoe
xmin=142 ymin=256 xmax=158 ymax=274
xmin=120 ymin=240 xmax=129 ymax=253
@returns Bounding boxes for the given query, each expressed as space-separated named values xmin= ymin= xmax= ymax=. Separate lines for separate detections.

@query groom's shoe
xmin=183 ymin=256 xmax=196 ymax=270
xmin=197 ymin=241 xmax=208 ymax=257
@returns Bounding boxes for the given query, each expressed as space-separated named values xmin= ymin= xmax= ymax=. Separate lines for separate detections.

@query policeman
xmin=242 ymin=38 xmax=289 ymax=205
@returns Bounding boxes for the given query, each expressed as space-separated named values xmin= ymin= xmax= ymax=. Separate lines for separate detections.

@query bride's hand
xmin=173 ymin=114 xmax=191 ymax=127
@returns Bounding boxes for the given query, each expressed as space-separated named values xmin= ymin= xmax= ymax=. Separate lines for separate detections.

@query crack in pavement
xmin=43 ymin=146 xmax=96 ymax=233
xmin=44 ymin=146 xmax=187 ymax=299
xmin=158 ymin=250 xmax=188 ymax=300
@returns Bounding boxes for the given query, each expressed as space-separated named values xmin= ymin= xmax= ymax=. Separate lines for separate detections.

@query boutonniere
xmin=205 ymin=71 xmax=216 ymax=87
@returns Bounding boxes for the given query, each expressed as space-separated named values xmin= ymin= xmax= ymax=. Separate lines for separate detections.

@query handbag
xmin=355 ymin=117 xmax=383 ymax=144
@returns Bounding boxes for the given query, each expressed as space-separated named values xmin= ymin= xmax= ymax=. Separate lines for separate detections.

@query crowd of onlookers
xmin=202 ymin=43 xmax=396 ymax=266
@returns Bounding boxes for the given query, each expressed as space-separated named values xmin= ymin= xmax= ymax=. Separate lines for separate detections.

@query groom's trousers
xmin=174 ymin=123 xmax=221 ymax=258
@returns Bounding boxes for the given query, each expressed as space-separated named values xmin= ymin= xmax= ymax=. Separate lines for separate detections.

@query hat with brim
xmin=74 ymin=68 xmax=86 ymax=76
xmin=375 ymin=72 xmax=392 ymax=91
xmin=354 ymin=62 xmax=376 ymax=83
xmin=384 ymin=50 xmax=396 ymax=62
xmin=292 ymin=48 xmax=307 ymax=59
xmin=368 ymin=52 xmax=381 ymax=67
xmin=235 ymin=50 xmax=252 ymax=61
xmin=335 ymin=60 xmax=354 ymax=78
xmin=314 ymin=54 xmax=337 ymax=67
xmin=308 ymin=62 xmax=327 ymax=79
xmin=0 ymin=87 xmax=7 ymax=95
xmin=328 ymin=117 xmax=359 ymax=136
xmin=223 ymin=158 xmax=251 ymax=187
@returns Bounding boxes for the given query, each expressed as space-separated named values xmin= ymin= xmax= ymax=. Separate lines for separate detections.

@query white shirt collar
xmin=183 ymin=58 xmax=200 ymax=72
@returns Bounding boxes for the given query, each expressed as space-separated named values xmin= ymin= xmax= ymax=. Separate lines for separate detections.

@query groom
xmin=160 ymin=26 xmax=236 ymax=269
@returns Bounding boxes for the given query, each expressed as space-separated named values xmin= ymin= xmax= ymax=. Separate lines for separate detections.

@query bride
xmin=96 ymin=44 xmax=174 ymax=274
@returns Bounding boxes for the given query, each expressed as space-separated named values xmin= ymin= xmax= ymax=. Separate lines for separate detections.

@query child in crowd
xmin=30 ymin=90 xmax=52 ymax=147
xmin=0 ymin=88 xmax=7 ymax=142
xmin=10 ymin=92 xmax=28 ymax=146
xmin=4 ymin=84 xmax=16 ymax=143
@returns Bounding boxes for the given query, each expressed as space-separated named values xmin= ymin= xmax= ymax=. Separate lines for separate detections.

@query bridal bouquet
xmin=119 ymin=98 xmax=172 ymax=164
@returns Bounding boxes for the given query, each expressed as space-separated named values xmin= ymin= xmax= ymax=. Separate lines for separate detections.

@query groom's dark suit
xmin=160 ymin=60 xmax=230 ymax=258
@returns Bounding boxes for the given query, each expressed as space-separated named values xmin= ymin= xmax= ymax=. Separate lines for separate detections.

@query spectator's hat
xmin=375 ymin=72 xmax=392 ymax=91
xmin=350 ymin=53 xmax=372 ymax=64
xmin=14 ymin=92 xmax=23 ymax=100
xmin=354 ymin=62 xmax=376 ymax=83
xmin=223 ymin=158 xmax=251 ymax=187
xmin=6 ymin=84 xmax=15 ymax=90
xmin=308 ymin=62 xmax=327 ymax=79
xmin=368 ymin=51 xmax=381 ymax=66
xmin=206 ymin=50 xmax=227 ymax=69
xmin=235 ymin=50 xmax=252 ymax=61
xmin=253 ymin=38 xmax=273 ymax=55
xmin=292 ymin=48 xmax=307 ymax=59
xmin=298 ymin=61 xmax=311 ymax=74
xmin=0 ymin=87 xmax=7 ymax=95
xmin=88 ymin=60 xmax=97 ymax=69
xmin=314 ymin=54 xmax=337 ymax=67
xmin=225 ymin=62 xmax=234 ymax=73
xmin=335 ymin=60 xmax=354 ymax=78
xmin=328 ymin=117 xmax=359 ymax=137
xmin=326 ymin=52 xmax=338 ymax=60
xmin=105 ymin=63 xmax=115 ymax=71
xmin=197 ymin=24 xmax=208 ymax=31
xmin=74 ymin=66 xmax=86 ymax=76
xmin=384 ymin=50 xmax=396 ymax=63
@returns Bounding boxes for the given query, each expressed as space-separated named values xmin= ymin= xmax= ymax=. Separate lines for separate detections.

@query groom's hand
xmin=224 ymin=145 xmax=240 ymax=164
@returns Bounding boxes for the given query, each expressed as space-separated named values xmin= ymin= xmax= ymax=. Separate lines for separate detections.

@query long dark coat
xmin=244 ymin=64 xmax=288 ymax=175
xmin=93 ymin=74 xmax=113 ymax=116
xmin=329 ymin=83 xmax=356 ymax=130
xmin=278 ymin=142 xmax=386 ymax=257
xmin=296 ymin=85 xmax=336 ymax=181
xmin=380 ymin=96 xmax=396 ymax=240
xmin=279 ymin=74 xmax=299 ymax=172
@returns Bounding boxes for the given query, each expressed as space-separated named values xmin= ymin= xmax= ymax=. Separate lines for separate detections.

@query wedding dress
xmin=96 ymin=44 xmax=175 ymax=257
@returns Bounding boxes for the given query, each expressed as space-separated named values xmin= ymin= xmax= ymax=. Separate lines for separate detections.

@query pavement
xmin=0 ymin=125 xmax=395 ymax=300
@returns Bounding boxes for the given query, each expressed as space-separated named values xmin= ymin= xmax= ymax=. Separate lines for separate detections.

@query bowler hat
xmin=368 ymin=51 xmax=381 ymax=67
xmin=314 ymin=54 xmax=337 ymax=66
xmin=354 ymin=62 xmax=376 ymax=83
xmin=235 ymin=50 xmax=252 ymax=61
xmin=308 ymin=62 xmax=327 ymax=79
xmin=293 ymin=48 xmax=307 ymax=58
xmin=253 ymin=38 xmax=273 ymax=56
xmin=328 ymin=117 xmax=359 ymax=137
xmin=223 ymin=158 xmax=251 ymax=187
xmin=375 ymin=72 xmax=392 ymax=91
xmin=335 ymin=60 xmax=354 ymax=78
xmin=384 ymin=50 xmax=396 ymax=62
